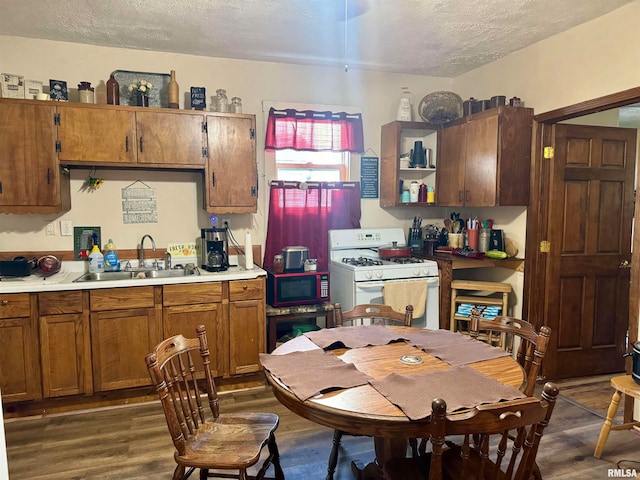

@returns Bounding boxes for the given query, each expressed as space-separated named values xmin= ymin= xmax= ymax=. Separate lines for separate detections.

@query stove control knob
xmin=375 ymin=271 xmax=383 ymax=279
xmin=366 ymin=271 xmax=373 ymax=279
xmin=422 ymin=267 xmax=431 ymax=276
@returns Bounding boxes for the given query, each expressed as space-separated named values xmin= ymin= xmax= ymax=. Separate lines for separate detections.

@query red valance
xmin=265 ymin=107 xmax=364 ymax=153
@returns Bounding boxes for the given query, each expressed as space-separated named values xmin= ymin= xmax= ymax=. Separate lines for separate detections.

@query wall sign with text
xmin=360 ymin=156 xmax=379 ymax=199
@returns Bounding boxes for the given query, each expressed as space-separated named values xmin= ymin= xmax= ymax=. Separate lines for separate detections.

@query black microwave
xmin=266 ymin=270 xmax=330 ymax=307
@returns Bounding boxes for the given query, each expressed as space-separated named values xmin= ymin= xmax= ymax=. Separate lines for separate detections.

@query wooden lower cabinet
xmin=228 ymin=278 xmax=266 ymax=375
xmin=89 ymin=286 xmax=162 ymax=392
xmin=1 ymin=276 xmax=266 ymax=407
xmin=0 ymin=293 xmax=41 ymax=402
xmin=38 ymin=291 xmax=92 ymax=398
xmin=163 ymin=282 xmax=226 ymax=377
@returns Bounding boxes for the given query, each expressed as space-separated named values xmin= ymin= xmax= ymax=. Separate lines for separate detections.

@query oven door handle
xmin=355 ymin=281 xmax=387 ymax=291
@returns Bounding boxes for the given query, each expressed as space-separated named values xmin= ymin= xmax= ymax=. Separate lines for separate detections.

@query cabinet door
xmin=40 ymin=313 xmax=91 ymax=397
xmin=38 ymin=290 xmax=91 ymax=398
xmin=436 ymin=122 xmax=467 ymax=207
xmin=0 ymin=293 xmax=41 ymax=402
xmin=0 ymin=101 xmax=62 ymax=212
xmin=228 ymin=278 xmax=265 ymax=375
xmin=163 ymin=303 xmax=226 ymax=377
xmin=464 ymin=114 xmax=499 ymax=206
xmin=228 ymin=299 xmax=265 ymax=375
xmin=90 ymin=307 xmax=161 ymax=391
xmin=135 ymin=111 xmax=206 ymax=166
xmin=205 ymin=115 xmax=257 ymax=213
xmin=56 ymin=104 xmax=136 ymax=164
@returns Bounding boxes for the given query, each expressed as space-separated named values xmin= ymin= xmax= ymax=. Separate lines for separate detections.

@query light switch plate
xmin=60 ymin=220 xmax=73 ymax=236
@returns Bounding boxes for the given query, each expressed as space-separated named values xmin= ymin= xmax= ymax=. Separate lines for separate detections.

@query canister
xmin=409 ymin=181 xmax=419 ymax=203
xmin=479 ymin=228 xmax=491 ymax=253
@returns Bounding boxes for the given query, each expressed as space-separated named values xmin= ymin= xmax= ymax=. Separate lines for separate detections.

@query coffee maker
xmin=200 ymin=228 xmax=229 ymax=272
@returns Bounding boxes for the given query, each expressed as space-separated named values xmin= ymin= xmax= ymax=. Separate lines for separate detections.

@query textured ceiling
xmin=0 ymin=0 xmax=634 ymax=77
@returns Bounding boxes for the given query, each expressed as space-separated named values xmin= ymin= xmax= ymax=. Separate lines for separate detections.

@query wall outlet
xmin=222 ymin=218 xmax=231 ymax=229
xmin=45 ymin=222 xmax=56 ymax=235
xmin=60 ymin=220 xmax=73 ymax=236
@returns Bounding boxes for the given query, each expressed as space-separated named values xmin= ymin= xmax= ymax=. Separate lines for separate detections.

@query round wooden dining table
xmin=264 ymin=326 xmax=525 ymax=480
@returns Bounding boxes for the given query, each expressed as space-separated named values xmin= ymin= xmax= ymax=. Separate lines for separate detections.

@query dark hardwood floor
xmin=4 ymin=375 xmax=640 ymax=479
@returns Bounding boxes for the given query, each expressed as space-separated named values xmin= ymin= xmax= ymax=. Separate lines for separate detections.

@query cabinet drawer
xmin=90 ymin=286 xmax=155 ymax=311
xmin=229 ymin=278 xmax=264 ymax=302
xmin=163 ymin=282 xmax=223 ymax=306
xmin=0 ymin=293 xmax=31 ymax=319
xmin=39 ymin=291 xmax=84 ymax=315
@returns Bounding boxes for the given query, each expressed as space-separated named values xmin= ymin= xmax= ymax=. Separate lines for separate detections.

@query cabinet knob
xmin=1 ymin=299 xmax=8 ymax=306
xmin=243 ymin=284 xmax=248 ymax=290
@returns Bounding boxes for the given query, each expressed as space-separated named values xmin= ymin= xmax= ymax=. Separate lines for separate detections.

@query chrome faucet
xmin=139 ymin=234 xmax=156 ymax=269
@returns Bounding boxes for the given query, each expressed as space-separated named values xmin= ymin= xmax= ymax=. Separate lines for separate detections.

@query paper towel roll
xmin=245 ymin=232 xmax=254 ymax=270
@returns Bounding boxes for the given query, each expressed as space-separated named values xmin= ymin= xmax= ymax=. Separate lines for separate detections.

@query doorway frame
xmin=525 ymin=86 xmax=640 ymax=419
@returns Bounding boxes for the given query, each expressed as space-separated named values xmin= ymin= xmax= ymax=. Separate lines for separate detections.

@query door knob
xmin=619 ymin=260 xmax=631 ymax=268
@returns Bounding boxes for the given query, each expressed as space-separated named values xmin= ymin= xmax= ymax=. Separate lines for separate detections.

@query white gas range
xmin=328 ymin=228 xmax=440 ymax=330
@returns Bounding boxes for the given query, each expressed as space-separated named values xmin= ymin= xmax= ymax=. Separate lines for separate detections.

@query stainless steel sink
xmin=73 ymin=268 xmax=198 ymax=282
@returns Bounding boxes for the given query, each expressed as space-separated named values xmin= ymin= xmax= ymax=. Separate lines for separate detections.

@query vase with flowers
xmin=128 ymin=79 xmax=154 ymax=107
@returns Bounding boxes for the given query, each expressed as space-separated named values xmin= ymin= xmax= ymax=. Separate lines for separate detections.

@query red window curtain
xmin=264 ymin=181 xmax=361 ymax=271
xmin=265 ymin=107 xmax=364 ymax=153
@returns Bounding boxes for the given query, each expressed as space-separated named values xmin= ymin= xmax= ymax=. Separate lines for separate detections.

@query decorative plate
xmin=399 ymin=355 xmax=423 ymax=365
xmin=418 ymin=91 xmax=463 ymax=125
xmin=112 ymin=70 xmax=171 ymax=108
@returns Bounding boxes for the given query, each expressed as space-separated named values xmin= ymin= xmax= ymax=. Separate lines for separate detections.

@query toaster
xmin=282 ymin=246 xmax=309 ymax=272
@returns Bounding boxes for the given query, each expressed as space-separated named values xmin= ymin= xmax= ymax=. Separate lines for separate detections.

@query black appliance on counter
xmin=200 ymin=228 xmax=229 ymax=272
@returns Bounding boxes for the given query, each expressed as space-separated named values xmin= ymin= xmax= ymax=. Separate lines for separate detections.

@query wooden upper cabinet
xmin=135 ymin=110 xmax=206 ymax=166
xmin=436 ymin=122 xmax=467 ymax=206
xmin=0 ymin=100 xmax=68 ymax=213
xmin=436 ymin=106 xmax=533 ymax=207
xmin=205 ymin=114 xmax=257 ymax=213
xmin=56 ymin=104 xmax=136 ymax=164
xmin=379 ymin=121 xmax=439 ymax=208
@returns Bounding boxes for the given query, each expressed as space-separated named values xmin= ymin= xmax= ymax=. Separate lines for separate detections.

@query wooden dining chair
xmin=470 ymin=309 xmax=552 ymax=396
xmin=145 ymin=324 xmax=285 ymax=480
xmin=334 ymin=302 xmax=414 ymax=327
xmin=383 ymin=397 xmax=448 ymax=480
xmin=325 ymin=302 xmax=413 ymax=480
xmin=384 ymin=382 xmax=560 ymax=480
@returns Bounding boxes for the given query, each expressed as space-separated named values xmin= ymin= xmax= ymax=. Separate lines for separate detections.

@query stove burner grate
xmin=381 ymin=256 xmax=425 ymax=264
xmin=342 ymin=257 xmax=384 ymax=267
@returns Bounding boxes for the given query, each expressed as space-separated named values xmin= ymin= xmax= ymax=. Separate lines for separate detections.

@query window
xmin=275 ymin=149 xmax=350 ymax=181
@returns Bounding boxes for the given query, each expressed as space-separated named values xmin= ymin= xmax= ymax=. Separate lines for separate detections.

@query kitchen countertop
xmin=0 ymin=261 xmax=266 ymax=294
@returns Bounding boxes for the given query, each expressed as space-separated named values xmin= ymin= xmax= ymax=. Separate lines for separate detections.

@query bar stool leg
xmin=594 ymin=389 xmax=622 ymax=458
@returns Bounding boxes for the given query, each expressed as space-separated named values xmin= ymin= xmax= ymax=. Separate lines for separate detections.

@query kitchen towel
xmin=383 ymin=279 xmax=428 ymax=318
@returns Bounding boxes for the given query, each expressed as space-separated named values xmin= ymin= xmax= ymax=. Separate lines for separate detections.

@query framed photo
xmin=190 ymin=87 xmax=206 ymax=110
xmin=49 ymin=79 xmax=68 ymax=101
xmin=0 ymin=73 xmax=25 ymax=99
xmin=24 ymin=79 xmax=43 ymax=99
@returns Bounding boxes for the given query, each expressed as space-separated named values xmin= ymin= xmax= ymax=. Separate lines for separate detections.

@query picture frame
xmin=0 ymin=73 xmax=25 ymax=99
xmin=190 ymin=87 xmax=206 ymax=110
xmin=49 ymin=79 xmax=68 ymax=101
xmin=24 ymin=79 xmax=43 ymax=99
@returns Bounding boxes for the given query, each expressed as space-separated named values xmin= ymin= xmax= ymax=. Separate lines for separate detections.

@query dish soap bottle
xmin=104 ymin=239 xmax=120 ymax=272
xmin=88 ymin=245 xmax=105 ymax=273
